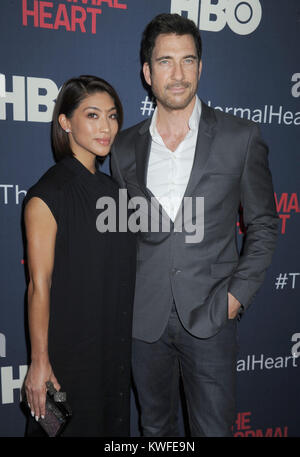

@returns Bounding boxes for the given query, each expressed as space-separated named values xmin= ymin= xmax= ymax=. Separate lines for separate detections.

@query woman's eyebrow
xmin=83 ymin=106 xmax=117 ymax=112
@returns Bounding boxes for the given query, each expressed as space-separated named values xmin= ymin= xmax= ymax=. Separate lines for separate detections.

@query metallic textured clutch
xmin=38 ymin=381 xmax=72 ymax=437
xmin=25 ymin=381 xmax=72 ymax=437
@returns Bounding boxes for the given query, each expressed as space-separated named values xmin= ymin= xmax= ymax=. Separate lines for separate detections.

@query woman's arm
xmin=24 ymin=197 xmax=60 ymax=420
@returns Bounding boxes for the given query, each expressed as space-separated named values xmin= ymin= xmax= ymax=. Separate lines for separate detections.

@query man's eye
xmin=160 ymin=60 xmax=169 ymax=65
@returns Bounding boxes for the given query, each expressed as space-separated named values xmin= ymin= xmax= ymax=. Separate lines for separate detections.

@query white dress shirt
xmin=147 ymin=96 xmax=202 ymax=221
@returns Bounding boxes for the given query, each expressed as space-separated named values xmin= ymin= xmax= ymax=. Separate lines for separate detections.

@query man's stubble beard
xmin=151 ymin=81 xmax=198 ymax=111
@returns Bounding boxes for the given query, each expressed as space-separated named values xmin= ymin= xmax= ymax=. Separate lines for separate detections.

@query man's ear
xmin=198 ymin=59 xmax=202 ymax=81
xmin=143 ymin=62 xmax=152 ymax=86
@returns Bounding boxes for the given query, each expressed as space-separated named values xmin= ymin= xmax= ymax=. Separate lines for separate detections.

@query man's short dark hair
xmin=140 ymin=13 xmax=202 ymax=67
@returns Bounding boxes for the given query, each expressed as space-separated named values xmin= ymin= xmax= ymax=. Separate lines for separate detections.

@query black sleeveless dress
xmin=24 ymin=156 xmax=136 ymax=437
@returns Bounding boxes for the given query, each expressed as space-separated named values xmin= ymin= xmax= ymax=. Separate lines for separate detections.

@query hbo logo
xmin=171 ymin=0 xmax=262 ymax=35
xmin=0 ymin=74 xmax=59 ymax=122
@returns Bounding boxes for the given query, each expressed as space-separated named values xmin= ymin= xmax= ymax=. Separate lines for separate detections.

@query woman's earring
xmin=65 ymin=129 xmax=71 ymax=133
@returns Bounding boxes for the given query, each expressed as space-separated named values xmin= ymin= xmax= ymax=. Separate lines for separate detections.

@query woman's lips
xmin=95 ymin=138 xmax=110 ymax=146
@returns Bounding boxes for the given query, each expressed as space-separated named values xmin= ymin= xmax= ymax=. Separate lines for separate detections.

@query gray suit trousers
xmin=132 ymin=304 xmax=238 ymax=437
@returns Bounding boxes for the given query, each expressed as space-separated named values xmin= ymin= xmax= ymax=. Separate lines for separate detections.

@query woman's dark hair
xmin=52 ymin=75 xmax=123 ymax=161
xmin=140 ymin=13 xmax=202 ymax=69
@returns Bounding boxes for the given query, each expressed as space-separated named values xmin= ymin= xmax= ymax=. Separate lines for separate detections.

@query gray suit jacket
xmin=111 ymin=101 xmax=278 ymax=342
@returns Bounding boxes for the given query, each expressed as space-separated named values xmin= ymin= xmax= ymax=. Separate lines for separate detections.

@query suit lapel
xmin=181 ymin=101 xmax=217 ymax=200
xmin=135 ymin=119 xmax=152 ymax=200
xmin=135 ymin=118 xmax=173 ymax=225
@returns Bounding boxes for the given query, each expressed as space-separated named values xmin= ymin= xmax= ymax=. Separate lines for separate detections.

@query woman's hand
xmin=25 ymin=360 xmax=61 ymax=420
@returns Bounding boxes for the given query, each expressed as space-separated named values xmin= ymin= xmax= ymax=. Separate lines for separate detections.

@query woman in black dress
xmin=24 ymin=75 xmax=136 ymax=437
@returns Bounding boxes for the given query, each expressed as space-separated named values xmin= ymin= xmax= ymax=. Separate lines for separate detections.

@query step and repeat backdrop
xmin=0 ymin=0 xmax=299 ymax=437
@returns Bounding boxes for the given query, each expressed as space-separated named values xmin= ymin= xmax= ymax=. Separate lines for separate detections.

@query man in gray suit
xmin=111 ymin=13 xmax=278 ymax=437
